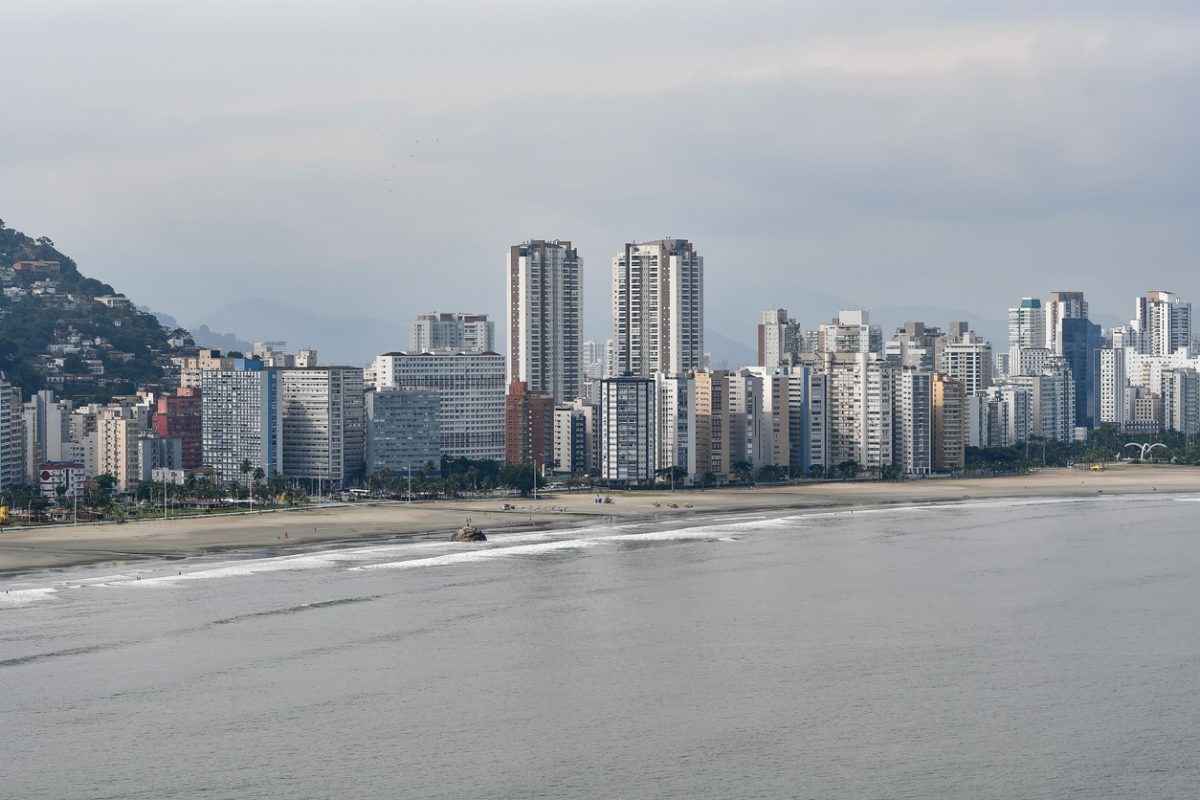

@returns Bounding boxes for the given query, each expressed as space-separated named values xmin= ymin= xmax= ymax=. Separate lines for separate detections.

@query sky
xmin=2 ymin=1 xmax=1198 ymax=363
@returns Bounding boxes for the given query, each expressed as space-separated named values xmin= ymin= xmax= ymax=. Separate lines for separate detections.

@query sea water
xmin=2 ymin=494 xmax=1199 ymax=799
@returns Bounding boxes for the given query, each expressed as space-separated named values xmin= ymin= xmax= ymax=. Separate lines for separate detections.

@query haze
xmin=2 ymin=1 xmax=1198 ymax=363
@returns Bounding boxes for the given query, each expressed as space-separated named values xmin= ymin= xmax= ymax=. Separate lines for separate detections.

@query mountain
xmin=193 ymin=299 xmax=404 ymax=366
xmin=0 ymin=219 xmax=182 ymax=400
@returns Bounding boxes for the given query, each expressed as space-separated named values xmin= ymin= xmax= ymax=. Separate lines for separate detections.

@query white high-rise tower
xmin=612 ymin=238 xmax=704 ymax=377
xmin=506 ymin=240 xmax=583 ymax=403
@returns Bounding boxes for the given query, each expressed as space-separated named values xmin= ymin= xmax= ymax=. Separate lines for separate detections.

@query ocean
xmin=2 ymin=493 xmax=1199 ymax=799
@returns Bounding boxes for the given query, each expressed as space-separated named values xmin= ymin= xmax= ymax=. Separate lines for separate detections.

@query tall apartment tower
xmin=1008 ymin=297 xmax=1045 ymax=351
xmin=506 ymin=240 xmax=583 ymax=403
xmin=758 ymin=309 xmax=802 ymax=368
xmin=200 ymin=361 xmax=283 ymax=485
xmin=411 ymin=312 xmax=495 ymax=353
xmin=1045 ymin=291 xmax=1088 ymax=354
xmin=1135 ymin=291 xmax=1192 ymax=356
xmin=612 ymin=238 xmax=704 ymax=377
xmin=931 ymin=372 xmax=966 ymax=471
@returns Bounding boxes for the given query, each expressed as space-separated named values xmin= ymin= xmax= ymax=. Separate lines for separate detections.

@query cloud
xmin=2 ymin=1 xmax=1198 ymax=358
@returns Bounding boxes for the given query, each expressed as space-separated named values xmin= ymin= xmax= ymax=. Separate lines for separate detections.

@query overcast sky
xmin=3 ymin=1 xmax=1198 ymax=355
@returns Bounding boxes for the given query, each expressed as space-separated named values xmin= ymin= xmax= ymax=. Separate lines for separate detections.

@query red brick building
xmin=504 ymin=380 xmax=554 ymax=468
xmin=152 ymin=387 xmax=203 ymax=469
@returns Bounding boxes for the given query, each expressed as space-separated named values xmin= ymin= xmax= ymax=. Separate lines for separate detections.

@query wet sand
xmin=1 ymin=464 xmax=1196 ymax=575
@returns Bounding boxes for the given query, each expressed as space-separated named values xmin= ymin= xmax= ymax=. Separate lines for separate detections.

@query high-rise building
xmin=822 ymin=352 xmax=893 ymax=470
xmin=758 ymin=309 xmax=802 ymax=368
xmin=21 ymin=390 xmax=70 ymax=483
xmin=694 ymin=371 xmax=732 ymax=484
xmin=1060 ymin=318 xmax=1102 ymax=429
xmin=372 ymin=350 xmax=506 ymax=461
xmin=655 ymin=374 xmax=696 ymax=484
xmin=410 ymin=312 xmax=495 ymax=354
xmin=1135 ymin=291 xmax=1192 ymax=357
xmin=152 ymin=387 xmax=203 ymax=469
xmin=1098 ymin=348 xmax=1129 ymax=429
xmin=931 ymin=372 xmax=966 ymax=471
xmin=819 ymin=310 xmax=882 ymax=354
xmin=506 ymin=240 xmax=583 ymax=402
xmin=0 ymin=377 xmax=22 ymax=491
xmin=279 ymin=367 xmax=366 ymax=486
xmin=1162 ymin=369 xmax=1200 ymax=435
xmin=1045 ymin=291 xmax=1088 ymax=354
xmin=200 ymin=361 xmax=282 ymax=485
xmin=600 ymin=375 xmax=655 ymax=485
xmin=552 ymin=399 xmax=599 ymax=476
xmin=892 ymin=370 xmax=931 ymax=475
xmin=612 ymin=239 xmax=704 ymax=377
xmin=365 ymin=389 xmax=441 ymax=477
xmin=1008 ymin=297 xmax=1045 ymax=350
xmin=938 ymin=332 xmax=993 ymax=395
xmin=95 ymin=406 xmax=145 ymax=492
xmin=504 ymin=380 xmax=555 ymax=468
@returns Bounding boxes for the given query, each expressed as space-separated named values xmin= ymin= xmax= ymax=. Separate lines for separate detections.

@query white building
xmin=654 ymin=374 xmax=696 ymax=483
xmin=1162 ymin=368 xmax=1200 ymax=435
xmin=280 ymin=367 xmax=366 ymax=486
xmin=410 ymin=312 xmax=495 ymax=353
xmin=200 ymin=364 xmax=283 ymax=485
xmin=0 ymin=378 xmax=23 ymax=491
xmin=1008 ymin=297 xmax=1045 ymax=350
xmin=1135 ymin=290 xmax=1192 ymax=357
xmin=552 ymin=399 xmax=599 ymax=476
xmin=506 ymin=240 xmax=583 ymax=402
xmin=372 ymin=350 xmax=505 ymax=462
xmin=758 ymin=309 xmax=802 ymax=368
xmin=819 ymin=310 xmax=882 ymax=354
xmin=823 ymin=352 xmax=893 ymax=470
xmin=612 ymin=239 xmax=704 ymax=377
xmin=892 ymin=370 xmax=931 ymax=475
xmin=1098 ymin=348 xmax=1130 ymax=429
xmin=939 ymin=333 xmax=993 ymax=396
xmin=600 ymin=375 xmax=655 ymax=484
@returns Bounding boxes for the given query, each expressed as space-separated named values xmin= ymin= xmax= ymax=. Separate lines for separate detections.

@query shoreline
xmin=2 ymin=464 xmax=1197 ymax=577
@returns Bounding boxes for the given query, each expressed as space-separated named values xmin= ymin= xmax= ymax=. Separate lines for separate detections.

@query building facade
xmin=506 ymin=240 xmax=583 ymax=402
xmin=612 ymin=239 xmax=704 ymax=377
xmin=600 ymin=376 xmax=655 ymax=485
xmin=200 ymin=362 xmax=282 ymax=485
xmin=372 ymin=350 xmax=506 ymax=461
xmin=279 ymin=367 xmax=366 ymax=486
xmin=365 ymin=388 xmax=441 ymax=477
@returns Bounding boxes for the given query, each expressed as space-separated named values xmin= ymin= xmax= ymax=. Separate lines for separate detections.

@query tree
xmin=808 ymin=464 xmax=826 ymax=480
xmin=498 ymin=464 xmax=537 ymax=497
xmin=879 ymin=462 xmax=902 ymax=481
xmin=836 ymin=460 xmax=861 ymax=481
xmin=731 ymin=461 xmax=754 ymax=484
xmin=239 ymin=459 xmax=252 ymax=485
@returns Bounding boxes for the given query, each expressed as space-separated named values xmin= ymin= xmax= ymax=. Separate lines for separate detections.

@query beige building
xmin=694 ymin=371 xmax=731 ymax=484
xmin=175 ymin=349 xmax=238 ymax=389
xmin=931 ymin=372 xmax=966 ymax=472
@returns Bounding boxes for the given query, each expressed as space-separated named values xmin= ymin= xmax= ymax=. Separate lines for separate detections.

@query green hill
xmin=0 ymin=218 xmax=189 ymax=401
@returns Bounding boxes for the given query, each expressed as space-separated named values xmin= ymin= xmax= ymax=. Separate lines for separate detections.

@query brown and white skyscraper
xmin=611 ymin=238 xmax=704 ymax=377
xmin=506 ymin=240 xmax=583 ymax=403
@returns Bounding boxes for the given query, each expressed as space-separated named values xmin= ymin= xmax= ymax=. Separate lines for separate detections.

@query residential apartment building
xmin=152 ymin=387 xmax=202 ymax=469
xmin=694 ymin=371 xmax=732 ymax=484
xmin=506 ymin=240 xmax=583 ymax=402
xmin=504 ymin=380 xmax=555 ymax=468
xmin=279 ymin=367 xmax=366 ymax=486
xmin=365 ymin=389 xmax=441 ymax=476
xmin=758 ymin=309 xmax=802 ymax=368
xmin=1135 ymin=290 xmax=1192 ymax=357
xmin=200 ymin=361 xmax=282 ymax=485
xmin=892 ymin=370 xmax=931 ymax=475
xmin=600 ymin=375 xmax=655 ymax=485
xmin=931 ymin=372 xmax=966 ymax=471
xmin=612 ymin=238 xmax=704 ymax=377
xmin=1008 ymin=297 xmax=1045 ymax=350
xmin=411 ymin=312 xmax=495 ymax=353
xmin=1045 ymin=291 xmax=1088 ymax=354
xmin=372 ymin=349 xmax=505 ymax=461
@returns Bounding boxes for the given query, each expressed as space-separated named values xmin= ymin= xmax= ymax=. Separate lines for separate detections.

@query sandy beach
xmin=1 ymin=463 xmax=1196 ymax=575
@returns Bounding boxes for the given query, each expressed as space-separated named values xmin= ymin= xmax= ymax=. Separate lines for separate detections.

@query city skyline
xmin=2 ymin=2 xmax=1198 ymax=360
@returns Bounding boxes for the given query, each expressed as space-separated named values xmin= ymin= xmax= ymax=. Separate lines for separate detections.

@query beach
xmin=1 ymin=463 xmax=1196 ymax=575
